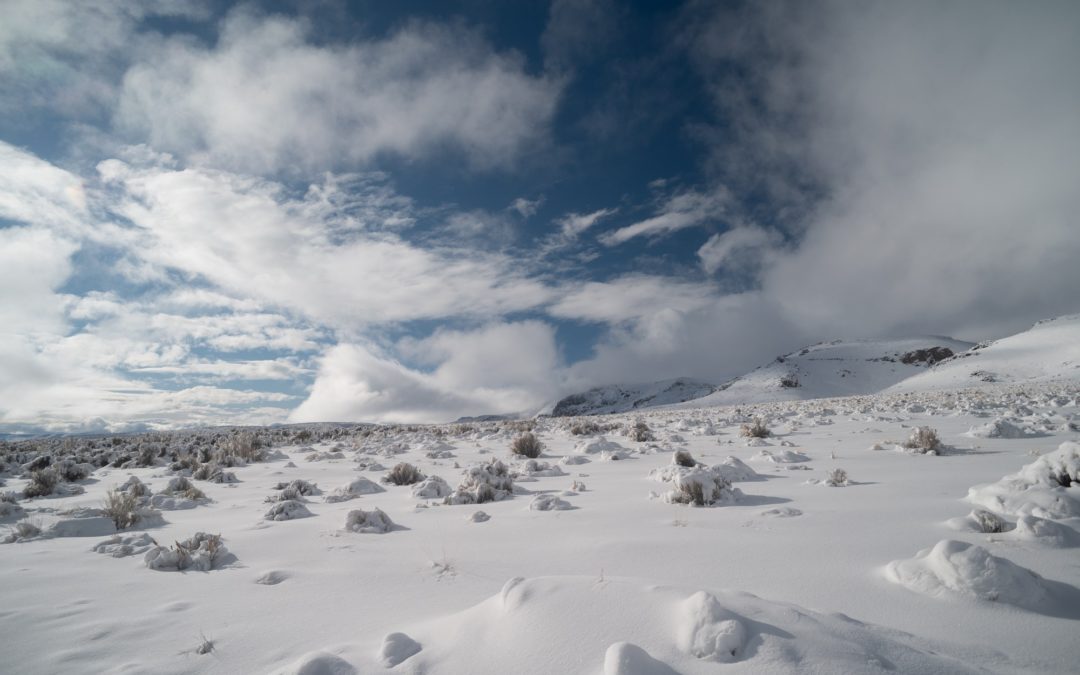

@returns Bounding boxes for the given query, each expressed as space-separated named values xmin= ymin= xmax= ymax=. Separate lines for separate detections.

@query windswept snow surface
xmin=2 ymin=382 xmax=1080 ymax=673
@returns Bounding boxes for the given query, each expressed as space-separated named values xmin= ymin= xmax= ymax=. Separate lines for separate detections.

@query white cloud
xmin=0 ymin=141 xmax=89 ymax=235
xmin=510 ymin=197 xmax=543 ymax=219
xmin=697 ymin=225 xmax=780 ymax=277
xmin=690 ymin=1 xmax=1080 ymax=339
xmin=292 ymin=321 xmax=561 ymax=423
xmin=548 ymin=275 xmax=716 ymax=325
xmin=102 ymin=160 xmax=555 ymax=327
xmin=115 ymin=12 xmax=562 ymax=173
xmin=558 ymin=207 xmax=617 ymax=238
xmin=598 ymin=188 xmax=730 ymax=246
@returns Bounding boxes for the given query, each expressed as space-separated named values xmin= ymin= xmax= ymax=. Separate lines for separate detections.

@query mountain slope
xmin=677 ymin=336 xmax=975 ymax=409
xmin=545 ymin=378 xmax=716 ymax=417
xmin=886 ymin=314 xmax=1080 ymax=393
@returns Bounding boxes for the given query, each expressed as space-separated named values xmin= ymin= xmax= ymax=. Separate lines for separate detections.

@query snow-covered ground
xmin=2 ymin=381 xmax=1079 ymax=673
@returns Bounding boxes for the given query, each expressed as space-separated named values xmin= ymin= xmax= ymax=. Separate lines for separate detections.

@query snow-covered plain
xmin=2 ymin=383 xmax=1080 ymax=673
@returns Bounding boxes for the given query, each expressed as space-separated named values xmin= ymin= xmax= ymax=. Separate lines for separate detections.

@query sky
xmin=2 ymin=0 xmax=1079 ymax=434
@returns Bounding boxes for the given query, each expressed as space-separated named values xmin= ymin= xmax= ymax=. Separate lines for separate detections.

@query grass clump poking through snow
xmin=144 ymin=532 xmax=227 ymax=572
xmin=569 ymin=420 xmax=603 ymax=436
xmin=384 ymin=462 xmax=425 ymax=486
xmin=739 ymin=418 xmax=770 ymax=439
xmin=510 ymin=432 xmax=543 ymax=459
xmin=102 ymin=488 xmax=139 ymax=530
xmin=904 ymin=426 xmax=942 ymax=454
xmin=24 ymin=468 xmax=59 ymax=498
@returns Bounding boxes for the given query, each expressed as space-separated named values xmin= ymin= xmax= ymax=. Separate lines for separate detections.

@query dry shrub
xmin=510 ymin=432 xmax=543 ymax=459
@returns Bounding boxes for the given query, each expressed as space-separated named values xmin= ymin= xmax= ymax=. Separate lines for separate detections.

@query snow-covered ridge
xmin=887 ymin=314 xmax=1080 ymax=393
xmin=546 ymin=377 xmax=716 ymax=417
xmin=553 ymin=336 xmax=973 ymax=416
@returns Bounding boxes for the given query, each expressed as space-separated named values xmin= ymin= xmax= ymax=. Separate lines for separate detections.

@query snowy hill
xmin=546 ymin=378 xmax=716 ymax=417
xmin=887 ymin=314 xmax=1080 ymax=393
xmin=683 ymin=336 xmax=976 ymax=409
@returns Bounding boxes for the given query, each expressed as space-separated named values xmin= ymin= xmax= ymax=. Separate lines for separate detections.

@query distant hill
xmin=544 ymin=378 xmax=716 ymax=417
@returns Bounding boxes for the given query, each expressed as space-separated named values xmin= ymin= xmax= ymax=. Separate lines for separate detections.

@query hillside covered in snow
xmin=887 ymin=314 xmax=1080 ymax=393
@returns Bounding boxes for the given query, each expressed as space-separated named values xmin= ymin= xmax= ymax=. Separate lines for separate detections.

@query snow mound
xmin=265 ymin=500 xmax=314 ymax=521
xmin=1012 ymin=515 xmax=1080 ymax=548
xmin=575 ymin=437 xmax=630 ymax=455
xmin=93 ymin=532 xmax=156 ymax=558
xmin=716 ymin=456 xmax=761 ymax=482
xmin=885 ymin=540 xmax=1050 ymax=609
xmin=47 ymin=508 xmax=119 ymax=538
xmin=343 ymin=507 xmax=396 ymax=534
xmin=272 ymin=651 xmax=356 ymax=675
xmin=378 ymin=632 xmax=422 ymax=667
xmin=529 ymin=494 xmax=574 ymax=511
xmin=559 ymin=454 xmax=590 ymax=466
xmin=967 ymin=441 xmax=1080 ymax=518
xmin=603 ymin=642 xmax=677 ymax=675
xmin=256 ymin=570 xmax=290 ymax=585
xmin=465 ymin=510 xmax=489 ymax=523
xmin=512 ymin=459 xmax=567 ymax=479
xmin=411 ymin=475 xmax=452 ymax=499
xmin=387 ymin=576 xmax=983 ymax=674
xmin=750 ymin=449 xmax=809 ymax=464
xmin=965 ymin=417 xmax=1041 ymax=439
xmin=324 ymin=477 xmax=384 ymax=503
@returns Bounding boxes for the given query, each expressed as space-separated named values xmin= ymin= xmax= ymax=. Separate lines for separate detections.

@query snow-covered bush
xmin=659 ymin=466 xmax=740 ymax=507
xmin=445 ymin=459 xmax=514 ymax=505
xmin=569 ymin=420 xmax=604 ymax=436
xmin=264 ymin=500 xmax=313 ymax=521
xmin=54 ymin=458 xmax=92 ymax=482
xmin=384 ymin=462 xmax=425 ymax=486
xmin=4 ymin=520 xmax=41 ymax=543
xmin=344 ymin=507 xmax=396 ymax=533
xmin=24 ymin=468 xmax=59 ymax=498
xmin=824 ymin=468 xmax=849 ymax=487
xmin=144 ymin=532 xmax=227 ymax=571
xmin=411 ymin=475 xmax=452 ymax=499
xmin=971 ymin=508 xmax=1009 ymax=533
xmin=673 ymin=449 xmax=698 ymax=468
xmin=628 ymin=420 xmax=655 ymax=442
xmin=102 ymin=489 xmax=139 ymax=530
xmin=903 ymin=426 xmax=941 ymax=454
xmin=192 ymin=462 xmax=238 ymax=484
xmin=118 ymin=476 xmax=151 ymax=498
xmin=162 ymin=476 xmax=206 ymax=500
xmin=510 ymin=432 xmax=543 ymax=459
xmin=271 ymin=479 xmax=319 ymax=502
xmin=739 ymin=419 xmax=770 ymax=439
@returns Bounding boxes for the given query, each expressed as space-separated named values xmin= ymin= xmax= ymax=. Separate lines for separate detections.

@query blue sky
xmin=2 ymin=0 xmax=1079 ymax=433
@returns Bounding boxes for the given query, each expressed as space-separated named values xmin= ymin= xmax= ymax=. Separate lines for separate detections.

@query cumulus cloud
xmin=115 ymin=11 xmax=562 ymax=173
xmin=292 ymin=321 xmax=561 ymax=423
